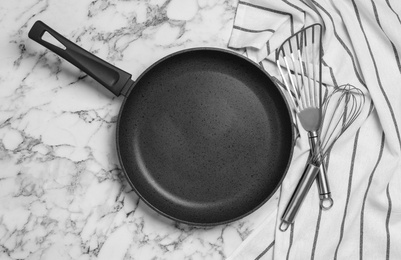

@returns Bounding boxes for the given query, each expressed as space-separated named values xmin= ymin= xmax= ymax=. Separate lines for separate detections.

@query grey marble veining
xmin=0 ymin=0 xmax=279 ymax=259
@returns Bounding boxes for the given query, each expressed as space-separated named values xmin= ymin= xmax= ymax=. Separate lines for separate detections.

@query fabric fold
xmin=227 ymin=0 xmax=401 ymax=259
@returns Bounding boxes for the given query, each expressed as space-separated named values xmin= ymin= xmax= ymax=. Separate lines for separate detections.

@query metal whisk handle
xmin=316 ymin=164 xmax=334 ymax=209
xmin=308 ymin=132 xmax=334 ymax=210
xmin=279 ymin=163 xmax=320 ymax=231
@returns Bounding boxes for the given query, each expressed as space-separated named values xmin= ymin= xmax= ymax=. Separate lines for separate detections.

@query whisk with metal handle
xmin=275 ymin=24 xmax=365 ymax=231
xmin=275 ymin=24 xmax=333 ymax=209
xmin=278 ymin=84 xmax=365 ymax=231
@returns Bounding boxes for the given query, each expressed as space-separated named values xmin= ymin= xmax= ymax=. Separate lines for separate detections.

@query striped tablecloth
xmin=227 ymin=1 xmax=401 ymax=259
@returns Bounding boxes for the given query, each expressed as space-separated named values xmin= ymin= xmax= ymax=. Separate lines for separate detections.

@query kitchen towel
xmin=227 ymin=0 xmax=401 ymax=259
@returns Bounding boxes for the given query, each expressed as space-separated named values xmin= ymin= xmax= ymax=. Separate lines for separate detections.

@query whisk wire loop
xmin=317 ymin=85 xmax=365 ymax=162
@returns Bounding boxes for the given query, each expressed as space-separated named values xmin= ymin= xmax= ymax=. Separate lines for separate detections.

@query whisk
xmin=275 ymin=25 xmax=365 ymax=231
xmin=279 ymin=84 xmax=364 ymax=231
xmin=275 ymin=24 xmax=333 ymax=209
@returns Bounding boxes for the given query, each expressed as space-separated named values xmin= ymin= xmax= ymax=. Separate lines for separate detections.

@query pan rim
xmin=115 ymin=47 xmax=295 ymax=226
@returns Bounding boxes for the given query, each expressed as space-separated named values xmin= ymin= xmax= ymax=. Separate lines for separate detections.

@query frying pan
xmin=28 ymin=21 xmax=294 ymax=225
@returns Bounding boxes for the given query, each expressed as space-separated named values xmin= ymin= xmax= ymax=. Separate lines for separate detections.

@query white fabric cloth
xmin=227 ymin=0 xmax=401 ymax=259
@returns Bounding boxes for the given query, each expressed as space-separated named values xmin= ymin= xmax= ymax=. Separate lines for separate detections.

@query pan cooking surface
xmin=117 ymin=49 xmax=293 ymax=225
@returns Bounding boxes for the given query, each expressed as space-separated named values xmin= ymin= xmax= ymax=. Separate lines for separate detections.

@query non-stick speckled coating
xmin=117 ymin=49 xmax=293 ymax=225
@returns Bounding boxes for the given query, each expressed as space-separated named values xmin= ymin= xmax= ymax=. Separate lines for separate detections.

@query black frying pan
xmin=28 ymin=21 xmax=294 ymax=225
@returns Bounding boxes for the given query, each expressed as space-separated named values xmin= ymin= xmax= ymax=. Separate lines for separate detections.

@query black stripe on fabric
xmin=255 ymin=240 xmax=275 ymax=260
xmin=385 ymin=0 xmax=401 ymax=24
xmin=322 ymin=59 xmax=338 ymax=87
xmin=333 ymin=129 xmax=360 ymax=260
xmin=233 ymin=25 xmax=275 ymax=33
xmin=370 ymin=0 xmax=382 ymax=28
xmin=389 ymin=43 xmax=401 ymax=74
xmin=266 ymin=41 xmax=271 ymax=56
xmin=286 ymin=223 xmax=295 ymax=260
xmin=311 ymin=0 xmax=367 ymax=88
xmin=238 ymin=1 xmax=294 ymax=34
xmin=368 ymin=99 xmax=375 ymax=116
xmin=385 ymin=184 xmax=392 ymax=260
xmin=359 ymin=131 xmax=385 ymax=260
xmin=311 ymin=206 xmax=322 ymax=260
xmin=370 ymin=0 xmax=401 ymax=75
xmin=351 ymin=0 xmax=401 ymax=152
xmin=282 ymin=0 xmax=305 ymax=28
xmin=283 ymin=0 xmax=305 ymax=13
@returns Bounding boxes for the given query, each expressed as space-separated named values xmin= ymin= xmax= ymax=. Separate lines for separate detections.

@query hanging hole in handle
xmin=279 ymin=221 xmax=290 ymax=232
xmin=320 ymin=197 xmax=334 ymax=210
xmin=42 ymin=31 xmax=66 ymax=50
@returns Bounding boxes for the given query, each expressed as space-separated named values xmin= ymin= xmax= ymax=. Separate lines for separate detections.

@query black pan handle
xmin=28 ymin=20 xmax=133 ymax=96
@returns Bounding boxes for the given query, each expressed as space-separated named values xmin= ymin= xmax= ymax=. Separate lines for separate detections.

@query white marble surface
xmin=0 ymin=0 xmax=279 ymax=259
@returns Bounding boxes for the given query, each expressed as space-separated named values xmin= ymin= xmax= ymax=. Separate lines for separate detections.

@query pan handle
xmin=28 ymin=20 xmax=133 ymax=96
